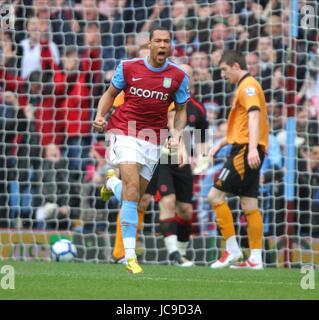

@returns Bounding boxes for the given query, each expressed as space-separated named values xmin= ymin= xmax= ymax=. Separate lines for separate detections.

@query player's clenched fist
xmin=167 ymin=135 xmax=180 ymax=152
xmin=93 ymin=115 xmax=105 ymax=132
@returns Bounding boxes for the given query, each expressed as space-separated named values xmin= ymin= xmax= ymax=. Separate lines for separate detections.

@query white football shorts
xmin=105 ymin=134 xmax=161 ymax=181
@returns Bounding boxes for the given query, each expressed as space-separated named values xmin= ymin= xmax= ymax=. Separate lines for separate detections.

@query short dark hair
xmin=29 ymin=70 xmax=42 ymax=83
xmin=64 ymin=46 xmax=78 ymax=56
xmin=149 ymin=25 xmax=172 ymax=40
xmin=219 ymin=50 xmax=247 ymax=70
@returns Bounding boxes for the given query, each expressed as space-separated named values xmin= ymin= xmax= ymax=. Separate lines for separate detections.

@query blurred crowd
xmin=0 ymin=0 xmax=319 ymax=245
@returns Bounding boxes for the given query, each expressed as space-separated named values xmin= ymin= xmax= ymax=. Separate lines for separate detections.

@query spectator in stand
xmin=52 ymin=47 xmax=92 ymax=182
xmin=0 ymin=53 xmax=65 ymax=155
xmin=211 ymin=0 xmax=231 ymax=20
xmin=271 ymin=66 xmax=285 ymax=103
xmin=246 ymin=51 xmax=280 ymax=103
xmin=259 ymin=0 xmax=284 ymax=19
xmin=189 ymin=51 xmax=213 ymax=102
xmin=264 ymin=14 xmax=286 ymax=65
xmin=104 ymin=32 xmax=137 ymax=83
xmin=97 ymin=0 xmax=127 ymax=67
xmin=235 ymin=0 xmax=265 ymax=52
xmin=213 ymin=0 xmax=249 ymax=51
xmin=13 ymin=0 xmax=34 ymax=43
xmin=33 ymin=0 xmax=51 ymax=23
xmin=50 ymin=0 xmax=81 ymax=54
xmin=295 ymin=106 xmax=319 ymax=147
xmin=76 ymin=0 xmax=110 ymax=38
xmin=194 ymin=1 xmax=214 ymax=53
xmin=170 ymin=0 xmax=189 ymax=30
xmin=81 ymin=22 xmax=104 ymax=103
xmin=210 ymin=48 xmax=233 ymax=115
xmin=84 ymin=141 xmax=108 ymax=186
xmin=297 ymin=144 xmax=319 ymax=239
xmin=0 ymin=31 xmax=18 ymax=78
xmin=0 ymin=40 xmax=69 ymax=228
xmin=18 ymin=15 xmax=60 ymax=79
xmin=125 ymin=34 xmax=138 ymax=58
xmin=267 ymin=100 xmax=284 ymax=134
xmin=36 ymin=43 xmax=93 ymax=223
xmin=32 ymin=0 xmax=58 ymax=45
xmin=256 ymin=36 xmax=277 ymax=102
xmin=34 ymin=143 xmax=71 ymax=230
xmin=245 ymin=52 xmax=259 ymax=77
xmin=16 ymin=71 xmax=47 ymax=170
xmin=257 ymin=36 xmax=277 ymax=68
xmin=210 ymin=23 xmax=234 ymax=53
xmin=76 ymin=0 xmax=118 ymax=71
xmin=172 ymin=19 xmax=198 ymax=63
xmin=308 ymin=145 xmax=319 ymax=238
xmin=122 ymin=0 xmax=158 ymax=34
xmin=0 ymin=91 xmax=28 ymax=228
xmin=297 ymin=53 xmax=319 ymax=114
xmin=80 ymin=140 xmax=109 ymax=233
xmin=140 ymin=0 xmax=166 ymax=34
xmin=227 ymin=13 xmax=249 ymax=53
xmin=14 ymin=70 xmax=63 ymax=229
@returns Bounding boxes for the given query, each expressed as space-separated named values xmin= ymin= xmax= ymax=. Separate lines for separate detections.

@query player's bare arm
xmin=166 ymin=108 xmax=187 ymax=167
xmin=167 ymin=108 xmax=175 ymax=133
xmin=93 ymin=84 xmax=120 ymax=132
xmin=248 ymin=109 xmax=261 ymax=169
xmin=168 ymin=103 xmax=187 ymax=150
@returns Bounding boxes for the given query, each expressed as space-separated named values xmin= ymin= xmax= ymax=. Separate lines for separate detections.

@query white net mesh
xmin=0 ymin=0 xmax=319 ymax=268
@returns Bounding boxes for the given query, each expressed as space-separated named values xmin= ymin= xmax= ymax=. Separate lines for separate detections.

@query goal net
xmin=0 ymin=0 xmax=318 ymax=268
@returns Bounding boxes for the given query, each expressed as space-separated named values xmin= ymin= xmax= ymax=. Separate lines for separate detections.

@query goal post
xmin=283 ymin=0 xmax=298 ymax=268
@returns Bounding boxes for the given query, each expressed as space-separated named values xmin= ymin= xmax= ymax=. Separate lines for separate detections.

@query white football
xmin=51 ymin=239 xmax=77 ymax=262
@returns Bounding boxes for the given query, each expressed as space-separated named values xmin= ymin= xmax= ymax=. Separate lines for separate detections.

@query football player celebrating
xmin=93 ymin=26 xmax=189 ymax=274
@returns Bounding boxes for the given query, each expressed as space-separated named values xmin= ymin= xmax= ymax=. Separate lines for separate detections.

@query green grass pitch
xmin=0 ymin=261 xmax=318 ymax=300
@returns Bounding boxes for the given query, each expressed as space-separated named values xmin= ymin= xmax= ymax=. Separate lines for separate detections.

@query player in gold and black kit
xmin=208 ymin=50 xmax=269 ymax=270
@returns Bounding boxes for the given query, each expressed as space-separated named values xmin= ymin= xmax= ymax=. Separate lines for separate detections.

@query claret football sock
xmin=160 ymin=216 xmax=178 ymax=254
xmin=160 ymin=217 xmax=177 ymax=237
xmin=175 ymin=214 xmax=192 ymax=256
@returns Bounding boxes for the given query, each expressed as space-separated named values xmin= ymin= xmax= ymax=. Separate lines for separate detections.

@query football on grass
xmin=51 ymin=239 xmax=77 ymax=262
